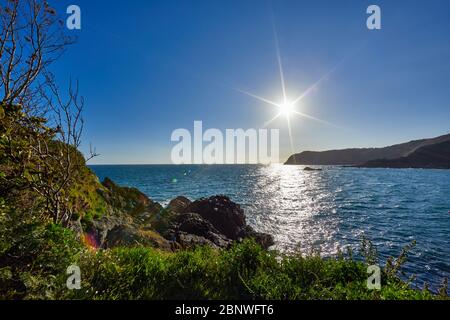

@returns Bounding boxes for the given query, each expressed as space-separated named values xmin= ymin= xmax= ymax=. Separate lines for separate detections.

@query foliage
xmin=0 ymin=210 xmax=82 ymax=299
xmin=0 ymin=0 xmax=97 ymax=226
xmin=56 ymin=239 xmax=447 ymax=300
xmin=0 ymin=213 xmax=446 ymax=300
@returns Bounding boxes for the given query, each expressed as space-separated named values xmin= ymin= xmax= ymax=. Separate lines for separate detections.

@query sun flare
xmin=279 ymin=101 xmax=294 ymax=117
xmin=234 ymin=10 xmax=337 ymax=158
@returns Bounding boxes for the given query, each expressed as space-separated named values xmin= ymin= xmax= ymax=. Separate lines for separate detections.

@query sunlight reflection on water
xmin=246 ymin=165 xmax=341 ymax=255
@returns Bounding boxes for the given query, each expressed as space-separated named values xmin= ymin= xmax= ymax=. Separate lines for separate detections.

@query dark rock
xmin=239 ymin=225 xmax=274 ymax=249
xmin=168 ymin=212 xmax=232 ymax=249
xmin=167 ymin=196 xmax=191 ymax=213
xmin=105 ymin=225 xmax=172 ymax=251
xmin=90 ymin=178 xmax=275 ymax=252
xmin=174 ymin=232 xmax=218 ymax=249
xmin=86 ymin=214 xmax=134 ymax=248
xmin=67 ymin=220 xmax=83 ymax=237
xmin=149 ymin=208 xmax=178 ymax=235
xmin=183 ymin=195 xmax=246 ymax=240
xmin=303 ymin=167 xmax=322 ymax=171
xmin=181 ymin=195 xmax=274 ymax=249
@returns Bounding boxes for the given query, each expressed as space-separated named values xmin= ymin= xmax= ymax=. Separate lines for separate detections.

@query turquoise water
xmin=91 ymin=164 xmax=450 ymax=290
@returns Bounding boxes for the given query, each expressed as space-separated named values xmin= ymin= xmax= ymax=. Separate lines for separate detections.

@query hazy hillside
xmin=285 ymin=133 xmax=450 ymax=165
xmin=358 ymin=140 xmax=450 ymax=169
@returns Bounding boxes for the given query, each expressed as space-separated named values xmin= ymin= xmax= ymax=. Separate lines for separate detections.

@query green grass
xmin=0 ymin=218 xmax=447 ymax=300
xmin=70 ymin=167 xmax=109 ymax=223
xmin=66 ymin=241 xmax=441 ymax=300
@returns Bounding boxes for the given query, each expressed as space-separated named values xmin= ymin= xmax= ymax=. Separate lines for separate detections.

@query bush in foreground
xmin=66 ymin=240 xmax=442 ymax=300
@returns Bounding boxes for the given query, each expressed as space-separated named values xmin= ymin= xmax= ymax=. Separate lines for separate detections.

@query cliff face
xmin=285 ymin=133 xmax=450 ymax=166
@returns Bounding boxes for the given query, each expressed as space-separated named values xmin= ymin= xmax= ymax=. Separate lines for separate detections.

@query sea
xmin=90 ymin=164 xmax=450 ymax=291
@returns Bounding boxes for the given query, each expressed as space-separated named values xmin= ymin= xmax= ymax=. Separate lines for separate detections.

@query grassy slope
xmin=69 ymin=166 xmax=109 ymax=222
xmin=0 ymin=222 xmax=446 ymax=300
xmin=68 ymin=241 xmax=440 ymax=300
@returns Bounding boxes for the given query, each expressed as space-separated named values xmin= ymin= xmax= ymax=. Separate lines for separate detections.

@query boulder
xmin=239 ymin=225 xmax=275 ymax=249
xmin=182 ymin=195 xmax=274 ymax=249
xmin=174 ymin=232 xmax=218 ymax=249
xmin=183 ymin=195 xmax=246 ymax=240
xmin=105 ymin=225 xmax=172 ymax=251
xmin=166 ymin=196 xmax=191 ymax=214
xmin=80 ymin=213 xmax=133 ymax=249
xmin=168 ymin=212 xmax=232 ymax=249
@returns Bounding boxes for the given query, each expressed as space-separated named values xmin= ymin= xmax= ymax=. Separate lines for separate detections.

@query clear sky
xmin=51 ymin=0 xmax=450 ymax=164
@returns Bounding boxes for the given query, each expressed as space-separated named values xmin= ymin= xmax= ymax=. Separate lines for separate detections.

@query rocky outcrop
xmin=166 ymin=212 xmax=232 ymax=249
xmin=84 ymin=179 xmax=274 ymax=251
xmin=88 ymin=214 xmax=133 ymax=248
xmin=178 ymin=195 xmax=274 ymax=249
xmin=175 ymin=233 xmax=217 ymax=249
xmin=304 ymin=167 xmax=322 ymax=171
xmin=182 ymin=196 xmax=246 ymax=240
xmin=71 ymin=177 xmax=166 ymax=250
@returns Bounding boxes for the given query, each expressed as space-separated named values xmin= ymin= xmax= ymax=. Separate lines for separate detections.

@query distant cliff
xmin=285 ymin=133 xmax=450 ymax=166
xmin=358 ymin=140 xmax=450 ymax=169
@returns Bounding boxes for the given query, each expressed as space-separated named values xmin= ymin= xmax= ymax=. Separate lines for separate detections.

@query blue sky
xmin=51 ymin=0 xmax=450 ymax=164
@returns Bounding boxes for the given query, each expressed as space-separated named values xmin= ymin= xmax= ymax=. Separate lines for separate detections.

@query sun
xmin=234 ymin=9 xmax=335 ymax=156
xmin=279 ymin=101 xmax=294 ymax=117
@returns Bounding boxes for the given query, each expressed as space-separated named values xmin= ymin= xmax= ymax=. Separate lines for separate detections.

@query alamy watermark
xmin=66 ymin=5 xmax=81 ymax=30
xmin=171 ymin=121 xmax=279 ymax=164
xmin=66 ymin=264 xmax=81 ymax=290
xmin=367 ymin=265 xmax=382 ymax=290
xmin=64 ymin=4 xmax=380 ymax=32
xmin=367 ymin=5 xmax=381 ymax=30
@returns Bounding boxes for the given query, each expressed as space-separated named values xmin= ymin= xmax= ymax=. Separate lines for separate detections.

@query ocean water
xmin=90 ymin=164 xmax=450 ymax=290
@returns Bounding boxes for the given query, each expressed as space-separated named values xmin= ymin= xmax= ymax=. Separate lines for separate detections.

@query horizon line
xmin=88 ymin=163 xmax=286 ymax=166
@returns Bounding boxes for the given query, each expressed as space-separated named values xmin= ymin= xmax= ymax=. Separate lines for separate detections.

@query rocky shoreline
xmin=70 ymin=178 xmax=274 ymax=252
